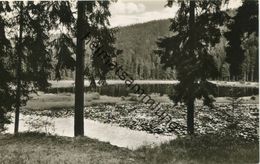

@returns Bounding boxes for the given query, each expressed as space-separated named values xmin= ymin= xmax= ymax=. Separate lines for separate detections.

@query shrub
xmin=86 ymin=92 xmax=100 ymax=100
xmin=128 ymin=93 xmax=138 ymax=101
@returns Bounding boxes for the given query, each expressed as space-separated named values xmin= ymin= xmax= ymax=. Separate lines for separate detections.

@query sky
xmin=109 ymin=0 xmax=243 ymax=27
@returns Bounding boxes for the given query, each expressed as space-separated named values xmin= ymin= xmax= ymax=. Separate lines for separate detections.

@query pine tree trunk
xmin=74 ymin=1 xmax=85 ymax=137
xmin=251 ymin=67 xmax=254 ymax=82
xmin=187 ymin=99 xmax=195 ymax=134
xmin=186 ymin=0 xmax=195 ymax=135
xmin=189 ymin=0 xmax=195 ymax=45
xmin=89 ymin=74 xmax=96 ymax=90
xmin=14 ymin=2 xmax=24 ymax=135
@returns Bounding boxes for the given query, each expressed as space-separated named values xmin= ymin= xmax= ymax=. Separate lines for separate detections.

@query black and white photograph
xmin=0 ymin=0 xmax=259 ymax=163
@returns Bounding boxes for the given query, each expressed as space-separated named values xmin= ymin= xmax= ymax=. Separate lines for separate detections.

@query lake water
xmin=5 ymin=114 xmax=176 ymax=150
xmin=47 ymin=83 xmax=259 ymax=97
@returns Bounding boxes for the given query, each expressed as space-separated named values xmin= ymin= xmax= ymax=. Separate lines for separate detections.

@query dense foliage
xmin=52 ymin=1 xmax=118 ymax=84
xmin=156 ymin=0 xmax=228 ymax=134
xmin=0 ymin=2 xmax=15 ymax=132
xmin=225 ymin=0 xmax=258 ymax=81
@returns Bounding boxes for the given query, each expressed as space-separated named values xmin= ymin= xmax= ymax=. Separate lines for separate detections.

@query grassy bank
xmin=0 ymin=133 xmax=142 ymax=164
xmin=137 ymin=133 xmax=259 ymax=164
xmin=24 ymin=92 xmax=172 ymax=110
xmin=25 ymin=92 xmax=258 ymax=111
xmin=0 ymin=133 xmax=258 ymax=164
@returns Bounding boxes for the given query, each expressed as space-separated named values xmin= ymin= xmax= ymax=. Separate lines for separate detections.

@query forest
xmin=57 ymin=12 xmax=258 ymax=81
xmin=0 ymin=1 xmax=259 ymax=164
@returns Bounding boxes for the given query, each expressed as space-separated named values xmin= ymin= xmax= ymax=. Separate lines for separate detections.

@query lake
xmin=5 ymin=114 xmax=176 ymax=150
xmin=47 ymin=82 xmax=259 ymax=97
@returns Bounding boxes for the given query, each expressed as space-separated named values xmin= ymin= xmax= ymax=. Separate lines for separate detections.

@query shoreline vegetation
xmin=24 ymin=92 xmax=259 ymax=111
xmin=49 ymin=80 xmax=259 ymax=88
xmin=18 ymin=92 xmax=258 ymax=138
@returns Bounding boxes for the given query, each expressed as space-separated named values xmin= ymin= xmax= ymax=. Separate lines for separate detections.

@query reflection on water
xmin=6 ymin=114 xmax=176 ymax=150
xmin=47 ymin=84 xmax=259 ymax=97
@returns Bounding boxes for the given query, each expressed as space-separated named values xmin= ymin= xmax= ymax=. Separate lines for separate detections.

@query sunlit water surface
xmin=6 ymin=114 xmax=176 ymax=150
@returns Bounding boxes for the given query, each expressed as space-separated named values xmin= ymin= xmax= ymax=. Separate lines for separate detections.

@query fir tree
xmin=156 ymin=0 xmax=227 ymax=134
xmin=0 ymin=2 xmax=15 ymax=132
xmin=225 ymin=0 xmax=258 ymax=80
xmin=11 ymin=2 xmax=53 ymax=134
xmin=51 ymin=1 xmax=117 ymax=136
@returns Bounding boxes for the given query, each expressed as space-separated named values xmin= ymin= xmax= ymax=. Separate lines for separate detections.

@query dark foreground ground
xmin=0 ymin=132 xmax=258 ymax=164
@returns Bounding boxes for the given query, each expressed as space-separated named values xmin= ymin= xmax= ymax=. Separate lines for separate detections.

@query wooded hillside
xmin=57 ymin=17 xmax=258 ymax=81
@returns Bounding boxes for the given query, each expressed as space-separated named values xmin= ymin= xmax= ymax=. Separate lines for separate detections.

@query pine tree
xmin=52 ymin=1 xmax=117 ymax=136
xmin=25 ymin=2 xmax=53 ymax=91
xmin=0 ymin=2 xmax=15 ymax=132
xmin=88 ymin=27 xmax=120 ymax=87
xmin=13 ymin=1 xmax=27 ymax=134
xmin=241 ymin=33 xmax=258 ymax=81
xmin=156 ymin=0 xmax=227 ymax=134
xmin=11 ymin=2 xmax=53 ymax=134
xmin=225 ymin=0 xmax=258 ymax=80
xmin=0 ymin=2 xmax=55 ymax=133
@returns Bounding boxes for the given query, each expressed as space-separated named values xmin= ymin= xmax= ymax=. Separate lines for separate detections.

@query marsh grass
xmin=25 ymin=93 xmax=258 ymax=111
xmin=25 ymin=93 xmax=122 ymax=110
xmin=24 ymin=92 xmax=173 ymax=111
